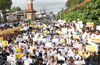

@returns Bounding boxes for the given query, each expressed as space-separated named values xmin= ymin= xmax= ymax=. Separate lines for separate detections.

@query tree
xmin=0 ymin=0 xmax=12 ymax=22
xmin=83 ymin=0 xmax=100 ymax=25
xmin=58 ymin=0 xmax=100 ymax=25
xmin=65 ymin=0 xmax=83 ymax=10
xmin=9 ymin=6 xmax=22 ymax=13
xmin=16 ymin=6 xmax=21 ymax=11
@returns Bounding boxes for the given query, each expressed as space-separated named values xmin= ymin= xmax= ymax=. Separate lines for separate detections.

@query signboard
xmin=45 ymin=42 xmax=52 ymax=47
xmin=50 ymin=11 xmax=53 ymax=14
xmin=78 ymin=29 xmax=82 ymax=32
xmin=96 ymin=26 xmax=100 ymax=31
xmin=91 ymin=37 xmax=100 ymax=43
xmin=73 ymin=35 xmax=79 ymax=39
xmin=29 ymin=49 xmax=33 ymax=54
xmin=16 ymin=11 xmax=24 ymax=15
xmin=40 ymin=9 xmax=46 ymax=14
xmin=15 ymin=48 xmax=21 ymax=53
xmin=8 ymin=15 xmax=15 ymax=21
xmin=61 ymin=40 xmax=66 ymax=43
xmin=78 ymin=51 xmax=82 ymax=56
xmin=30 ymin=46 xmax=34 ymax=49
xmin=86 ymin=45 xmax=98 ymax=52
xmin=68 ymin=29 xmax=71 ymax=32
xmin=33 ymin=30 xmax=36 ymax=32
xmin=2 ymin=41 xmax=8 ymax=46
xmin=15 ymin=53 xmax=23 ymax=59
xmin=66 ymin=35 xmax=71 ymax=38
xmin=86 ymin=22 xmax=94 ymax=27
xmin=78 ymin=21 xmax=82 ymax=24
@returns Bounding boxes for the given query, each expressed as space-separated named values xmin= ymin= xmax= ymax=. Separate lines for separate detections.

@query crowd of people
xmin=0 ymin=20 xmax=100 ymax=65
xmin=0 ymin=21 xmax=23 ymax=30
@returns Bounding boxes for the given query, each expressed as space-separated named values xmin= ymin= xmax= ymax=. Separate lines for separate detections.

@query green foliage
xmin=9 ymin=6 xmax=22 ymax=13
xmin=57 ymin=0 xmax=100 ymax=25
xmin=84 ymin=0 xmax=100 ymax=25
xmin=65 ymin=0 xmax=84 ymax=10
xmin=0 ymin=0 xmax=12 ymax=10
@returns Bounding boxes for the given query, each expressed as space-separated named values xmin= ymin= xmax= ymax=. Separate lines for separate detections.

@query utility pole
xmin=60 ymin=10 xmax=61 ymax=20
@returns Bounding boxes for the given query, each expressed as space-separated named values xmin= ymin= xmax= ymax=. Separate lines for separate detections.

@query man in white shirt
xmin=7 ymin=50 xmax=16 ymax=65
xmin=31 ymin=49 xmax=39 ymax=56
xmin=42 ymin=53 xmax=49 ymax=65
xmin=55 ymin=51 xmax=65 ymax=60
xmin=22 ymin=53 xmax=32 ymax=65
xmin=72 ymin=51 xmax=81 ymax=61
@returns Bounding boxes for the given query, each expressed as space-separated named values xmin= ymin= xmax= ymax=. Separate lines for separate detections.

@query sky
xmin=12 ymin=0 xmax=67 ymax=14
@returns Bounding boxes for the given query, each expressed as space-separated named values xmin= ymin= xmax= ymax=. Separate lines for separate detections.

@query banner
xmin=30 ymin=46 xmax=34 ymax=49
xmin=91 ymin=37 xmax=100 ymax=43
xmin=33 ymin=30 xmax=36 ymax=32
xmin=78 ymin=29 xmax=82 ymax=33
xmin=56 ymin=30 xmax=59 ymax=33
xmin=30 ymin=25 xmax=33 ymax=27
xmin=50 ymin=28 xmax=53 ymax=30
xmin=15 ymin=48 xmax=21 ymax=52
xmin=44 ymin=30 xmax=47 ymax=33
xmin=86 ymin=45 xmax=98 ymax=52
xmin=66 ymin=35 xmax=71 ymax=38
xmin=0 ymin=37 xmax=3 ymax=43
xmin=61 ymin=40 xmax=66 ymax=43
xmin=58 ymin=31 xmax=62 ymax=34
xmin=73 ymin=35 xmax=79 ymax=39
xmin=78 ymin=21 xmax=82 ymax=24
xmin=35 ymin=26 xmax=38 ymax=28
xmin=15 ymin=53 xmax=23 ymax=59
xmin=29 ymin=49 xmax=33 ymax=54
xmin=68 ymin=29 xmax=71 ymax=32
xmin=2 ymin=41 xmax=8 ymax=46
xmin=86 ymin=22 xmax=94 ymax=27
xmin=78 ymin=51 xmax=82 ymax=56
xmin=14 ymin=40 xmax=17 ymax=43
xmin=40 ymin=35 xmax=44 ymax=38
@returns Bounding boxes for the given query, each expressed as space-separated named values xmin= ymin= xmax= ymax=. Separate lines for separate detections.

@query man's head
xmin=58 ymin=51 xmax=61 ymax=55
xmin=73 ymin=51 xmax=76 ymax=55
xmin=96 ymin=30 xmax=99 ymax=35
xmin=44 ymin=53 xmax=47 ymax=58
xmin=51 ymin=56 xmax=54 ymax=62
xmin=2 ymin=50 xmax=6 ymax=54
xmin=69 ymin=57 xmax=74 ymax=62
xmin=86 ymin=28 xmax=89 ymax=33
xmin=93 ymin=52 xmax=96 ymax=56
xmin=10 ymin=50 xmax=14 ymax=54
xmin=89 ymin=30 xmax=92 ymax=35
xmin=44 ymin=48 xmax=47 ymax=52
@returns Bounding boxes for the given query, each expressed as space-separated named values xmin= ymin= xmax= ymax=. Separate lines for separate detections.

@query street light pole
xmin=60 ymin=10 xmax=61 ymax=20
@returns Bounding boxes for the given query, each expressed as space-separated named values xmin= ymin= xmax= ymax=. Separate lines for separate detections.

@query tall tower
xmin=25 ymin=0 xmax=36 ymax=21
xmin=27 ymin=0 xmax=33 ymax=10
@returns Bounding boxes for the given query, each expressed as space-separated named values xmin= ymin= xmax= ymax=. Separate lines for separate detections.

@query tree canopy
xmin=0 ymin=0 xmax=12 ymax=10
xmin=9 ymin=6 xmax=22 ymax=13
xmin=57 ymin=0 xmax=100 ymax=25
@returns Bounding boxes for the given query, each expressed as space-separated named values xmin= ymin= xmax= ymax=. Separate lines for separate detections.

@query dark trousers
xmin=85 ymin=61 xmax=90 ymax=65
xmin=16 ymin=62 xmax=23 ymax=65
